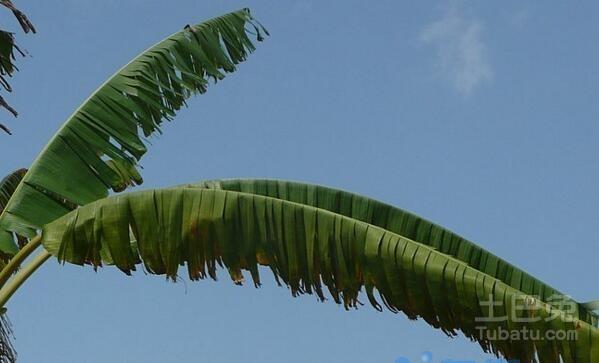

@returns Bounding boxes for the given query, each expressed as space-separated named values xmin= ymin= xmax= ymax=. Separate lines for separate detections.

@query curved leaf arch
xmin=41 ymin=181 xmax=599 ymax=363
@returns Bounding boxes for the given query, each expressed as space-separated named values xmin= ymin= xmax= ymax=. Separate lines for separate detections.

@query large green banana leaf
xmin=0 ymin=8 xmax=266 ymax=254
xmin=41 ymin=184 xmax=599 ymax=363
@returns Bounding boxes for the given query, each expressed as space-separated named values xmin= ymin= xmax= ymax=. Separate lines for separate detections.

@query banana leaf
xmin=41 ymin=185 xmax=599 ymax=363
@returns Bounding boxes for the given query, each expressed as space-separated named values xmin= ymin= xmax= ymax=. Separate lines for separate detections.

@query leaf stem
xmin=0 ymin=249 xmax=50 ymax=309
xmin=0 ymin=235 xmax=41 ymax=289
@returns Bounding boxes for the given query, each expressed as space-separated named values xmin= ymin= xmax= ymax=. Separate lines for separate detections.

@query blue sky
xmin=1 ymin=1 xmax=599 ymax=362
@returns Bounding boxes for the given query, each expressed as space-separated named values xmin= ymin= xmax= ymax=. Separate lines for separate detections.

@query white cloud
xmin=420 ymin=7 xmax=493 ymax=96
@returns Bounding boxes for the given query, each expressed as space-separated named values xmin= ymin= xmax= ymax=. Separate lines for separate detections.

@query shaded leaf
xmin=0 ymin=1 xmax=35 ymax=34
xmin=0 ymin=0 xmax=35 ymax=135
xmin=0 ymin=169 xmax=25 ymax=256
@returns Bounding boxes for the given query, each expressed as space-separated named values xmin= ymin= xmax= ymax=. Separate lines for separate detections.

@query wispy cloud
xmin=420 ymin=6 xmax=493 ymax=96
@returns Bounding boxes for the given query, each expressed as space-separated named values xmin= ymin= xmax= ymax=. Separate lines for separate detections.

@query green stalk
xmin=0 ymin=249 xmax=50 ymax=309
xmin=0 ymin=235 xmax=41 ymax=289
